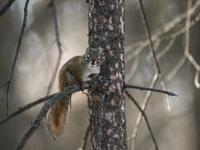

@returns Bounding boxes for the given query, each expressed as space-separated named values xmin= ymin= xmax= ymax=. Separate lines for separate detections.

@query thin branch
xmin=125 ymin=56 xmax=139 ymax=83
xmin=124 ymin=84 xmax=177 ymax=96
xmin=156 ymin=37 xmax=176 ymax=60
xmin=166 ymin=0 xmax=192 ymax=81
xmin=39 ymin=123 xmax=49 ymax=135
xmin=0 ymin=83 xmax=7 ymax=89
xmin=98 ymin=92 xmax=105 ymax=150
xmin=138 ymin=0 xmax=161 ymax=74
xmin=0 ymin=0 xmax=16 ymax=17
xmin=0 ymin=0 xmax=30 ymax=107
xmin=166 ymin=55 xmax=187 ymax=81
xmin=45 ymin=116 xmax=57 ymax=141
xmin=130 ymin=73 xmax=159 ymax=150
xmin=0 ymin=94 xmax=55 ymax=125
xmin=195 ymin=69 xmax=200 ymax=88
xmin=14 ymin=79 xmax=100 ymax=150
xmin=125 ymin=90 xmax=158 ymax=150
xmin=78 ymin=124 xmax=90 ymax=150
xmin=125 ymin=0 xmax=200 ymax=62
xmin=138 ymin=0 xmax=170 ymax=111
xmin=46 ymin=0 xmax=63 ymax=96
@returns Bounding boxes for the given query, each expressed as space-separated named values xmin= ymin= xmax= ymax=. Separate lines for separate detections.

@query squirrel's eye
xmin=98 ymin=56 xmax=101 ymax=62
xmin=86 ymin=55 xmax=90 ymax=61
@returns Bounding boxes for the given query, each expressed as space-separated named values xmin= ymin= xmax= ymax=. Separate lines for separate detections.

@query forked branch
xmin=46 ymin=0 xmax=63 ymax=96
xmin=0 ymin=94 xmax=55 ymax=125
xmin=14 ymin=79 xmax=100 ymax=150
xmin=125 ymin=90 xmax=158 ymax=150
xmin=0 ymin=0 xmax=30 ymax=115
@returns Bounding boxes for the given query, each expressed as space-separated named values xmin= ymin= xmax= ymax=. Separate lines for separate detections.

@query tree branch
xmin=14 ymin=79 xmax=100 ymax=150
xmin=138 ymin=0 xmax=171 ymax=111
xmin=125 ymin=91 xmax=158 ymax=150
xmin=78 ymin=124 xmax=90 ymax=150
xmin=0 ymin=0 xmax=16 ymax=17
xmin=46 ymin=0 xmax=63 ymax=96
xmin=130 ymin=73 xmax=159 ymax=150
xmin=0 ymin=0 xmax=30 ymax=109
xmin=124 ymin=84 xmax=177 ymax=96
xmin=0 ymin=94 xmax=55 ymax=125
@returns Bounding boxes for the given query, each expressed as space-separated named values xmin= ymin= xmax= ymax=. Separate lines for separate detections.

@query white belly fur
xmin=82 ymin=66 xmax=100 ymax=82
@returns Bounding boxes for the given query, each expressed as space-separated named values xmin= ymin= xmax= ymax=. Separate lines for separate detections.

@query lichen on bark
xmin=88 ymin=0 xmax=127 ymax=149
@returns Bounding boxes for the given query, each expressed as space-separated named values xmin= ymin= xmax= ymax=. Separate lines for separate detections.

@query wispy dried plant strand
xmin=125 ymin=90 xmax=158 ymax=150
xmin=0 ymin=0 xmax=30 ymax=107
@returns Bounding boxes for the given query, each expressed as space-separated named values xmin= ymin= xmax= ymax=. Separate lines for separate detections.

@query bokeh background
xmin=0 ymin=0 xmax=200 ymax=150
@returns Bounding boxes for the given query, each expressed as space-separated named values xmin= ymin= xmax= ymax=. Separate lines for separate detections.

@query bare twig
xmin=0 ymin=94 xmax=55 ymax=125
xmin=15 ymin=85 xmax=81 ymax=150
xmin=46 ymin=0 xmax=63 ymax=96
xmin=0 ymin=0 xmax=16 ymax=17
xmin=0 ymin=83 xmax=7 ymax=89
xmin=0 ymin=0 xmax=30 ymax=110
xmin=125 ymin=0 xmax=200 ymax=60
xmin=130 ymin=74 xmax=159 ymax=150
xmin=124 ymin=84 xmax=177 ymax=96
xmin=78 ymin=124 xmax=90 ymax=150
xmin=14 ymin=79 xmax=100 ymax=150
xmin=39 ymin=122 xmax=49 ymax=135
xmin=156 ymin=37 xmax=176 ymax=60
xmin=45 ymin=116 xmax=57 ymax=141
xmin=139 ymin=0 xmax=171 ymax=112
xmin=166 ymin=0 xmax=192 ymax=81
xmin=125 ymin=90 xmax=158 ymax=150
xmin=195 ymin=69 xmax=200 ymax=88
xmin=125 ymin=56 xmax=139 ymax=83
xmin=138 ymin=0 xmax=161 ymax=74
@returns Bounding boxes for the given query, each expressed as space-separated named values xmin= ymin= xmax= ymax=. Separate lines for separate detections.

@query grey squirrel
xmin=49 ymin=47 xmax=102 ymax=134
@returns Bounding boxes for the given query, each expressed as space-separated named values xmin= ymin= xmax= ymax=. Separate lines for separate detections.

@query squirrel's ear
xmin=98 ymin=47 xmax=103 ymax=53
xmin=86 ymin=46 xmax=91 ymax=52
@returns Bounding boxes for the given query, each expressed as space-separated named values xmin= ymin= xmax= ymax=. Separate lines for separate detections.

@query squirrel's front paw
xmin=80 ymin=83 xmax=85 ymax=91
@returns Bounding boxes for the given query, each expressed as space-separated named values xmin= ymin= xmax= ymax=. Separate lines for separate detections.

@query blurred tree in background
xmin=0 ymin=0 xmax=199 ymax=150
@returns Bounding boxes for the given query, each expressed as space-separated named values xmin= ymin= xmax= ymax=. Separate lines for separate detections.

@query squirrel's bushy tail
xmin=49 ymin=97 xmax=69 ymax=135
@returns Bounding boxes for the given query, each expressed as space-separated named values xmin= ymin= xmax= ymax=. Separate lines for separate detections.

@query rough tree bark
xmin=88 ymin=0 xmax=127 ymax=149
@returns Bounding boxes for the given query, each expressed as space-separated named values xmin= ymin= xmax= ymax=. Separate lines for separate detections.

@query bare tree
xmin=0 ymin=0 xmax=199 ymax=150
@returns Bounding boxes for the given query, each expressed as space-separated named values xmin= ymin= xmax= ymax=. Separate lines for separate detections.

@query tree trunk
xmin=88 ymin=0 xmax=127 ymax=149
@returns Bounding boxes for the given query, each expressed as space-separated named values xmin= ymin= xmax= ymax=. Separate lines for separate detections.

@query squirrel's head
xmin=84 ymin=47 xmax=103 ymax=69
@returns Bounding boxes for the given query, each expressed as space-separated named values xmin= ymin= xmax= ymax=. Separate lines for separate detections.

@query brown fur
xmin=49 ymin=97 xmax=69 ymax=134
xmin=49 ymin=47 xmax=102 ymax=134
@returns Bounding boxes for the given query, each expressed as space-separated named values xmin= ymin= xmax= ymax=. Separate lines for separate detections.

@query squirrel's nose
xmin=91 ymin=60 xmax=95 ymax=65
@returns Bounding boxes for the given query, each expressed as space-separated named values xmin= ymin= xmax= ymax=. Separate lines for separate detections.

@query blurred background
xmin=0 ymin=0 xmax=199 ymax=149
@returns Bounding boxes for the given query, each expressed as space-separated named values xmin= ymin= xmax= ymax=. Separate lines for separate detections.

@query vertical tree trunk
xmin=88 ymin=0 xmax=127 ymax=149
